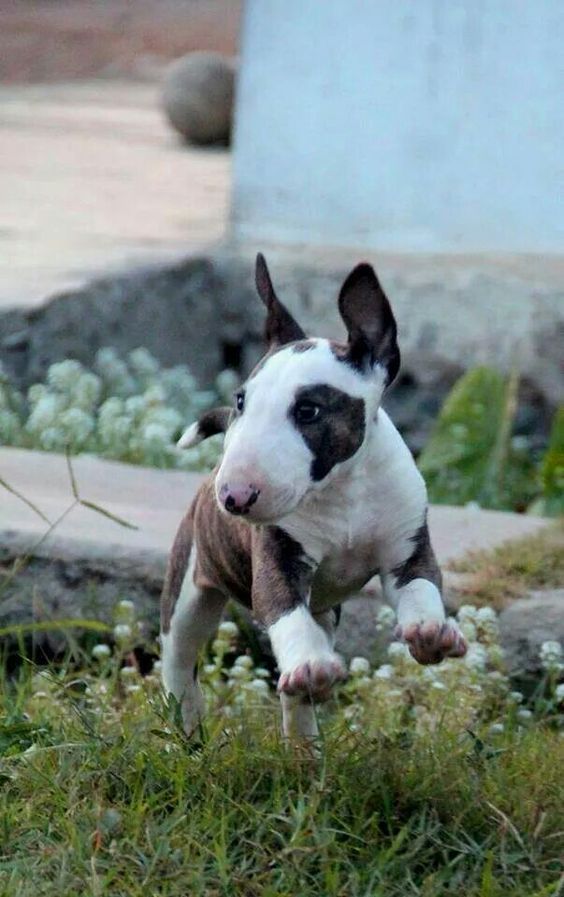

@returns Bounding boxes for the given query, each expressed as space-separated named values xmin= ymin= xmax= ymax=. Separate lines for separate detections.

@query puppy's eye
xmin=294 ymin=401 xmax=320 ymax=424
xmin=235 ymin=391 xmax=245 ymax=413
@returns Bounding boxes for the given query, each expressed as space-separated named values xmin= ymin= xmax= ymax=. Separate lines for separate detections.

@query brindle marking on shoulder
xmin=392 ymin=516 xmax=442 ymax=590
xmin=161 ymin=508 xmax=194 ymax=633
xmin=251 ymin=526 xmax=315 ymax=628
xmin=192 ymin=478 xmax=253 ymax=606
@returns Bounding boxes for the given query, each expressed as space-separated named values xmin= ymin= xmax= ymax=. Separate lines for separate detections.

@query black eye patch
xmin=290 ymin=384 xmax=365 ymax=481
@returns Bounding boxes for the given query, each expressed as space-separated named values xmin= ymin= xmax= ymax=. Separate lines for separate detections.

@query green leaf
xmin=540 ymin=405 xmax=564 ymax=517
xmin=419 ymin=368 xmax=513 ymax=508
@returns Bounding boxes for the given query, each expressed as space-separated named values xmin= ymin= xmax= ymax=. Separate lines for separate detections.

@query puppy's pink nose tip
xmin=219 ymin=483 xmax=260 ymax=515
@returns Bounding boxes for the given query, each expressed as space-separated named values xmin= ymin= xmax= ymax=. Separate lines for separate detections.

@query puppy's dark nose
xmin=219 ymin=483 xmax=260 ymax=515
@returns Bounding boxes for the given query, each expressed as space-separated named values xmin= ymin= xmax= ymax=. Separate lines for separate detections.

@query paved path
xmin=0 ymin=447 xmax=550 ymax=570
xmin=0 ymin=81 xmax=231 ymax=309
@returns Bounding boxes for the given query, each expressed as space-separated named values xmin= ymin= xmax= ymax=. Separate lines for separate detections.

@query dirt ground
xmin=0 ymin=0 xmax=242 ymax=83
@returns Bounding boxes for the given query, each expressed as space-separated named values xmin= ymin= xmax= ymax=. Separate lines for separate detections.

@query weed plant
xmin=1 ymin=601 xmax=563 ymax=896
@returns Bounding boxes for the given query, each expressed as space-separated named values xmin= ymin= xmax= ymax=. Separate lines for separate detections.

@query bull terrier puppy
xmin=160 ymin=254 xmax=467 ymax=739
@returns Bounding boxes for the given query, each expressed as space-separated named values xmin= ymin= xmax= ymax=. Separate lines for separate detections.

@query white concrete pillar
xmin=231 ymin=0 xmax=564 ymax=252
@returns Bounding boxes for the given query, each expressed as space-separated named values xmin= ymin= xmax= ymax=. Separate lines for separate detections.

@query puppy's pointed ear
xmin=255 ymin=253 xmax=306 ymax=348
xmin=338 ymin=263 xmax=400 ymax=386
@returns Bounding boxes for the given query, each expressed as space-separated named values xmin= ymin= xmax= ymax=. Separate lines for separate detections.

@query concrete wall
xmin=231 ymin=0 xmax=564 ymax=253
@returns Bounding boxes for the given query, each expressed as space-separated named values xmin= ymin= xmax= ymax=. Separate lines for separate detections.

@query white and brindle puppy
xmin=160 ymin=254 xmax=467 ymax=739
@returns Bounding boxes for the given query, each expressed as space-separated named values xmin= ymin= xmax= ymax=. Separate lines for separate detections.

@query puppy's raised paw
xmin=395 ymin=619 xmax=467 ymax=665
xmin=277 ymin=656 xmax=346 ymax=700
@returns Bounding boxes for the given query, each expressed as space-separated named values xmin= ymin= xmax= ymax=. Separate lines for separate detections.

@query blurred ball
xmin=161 ymin=51 xmax=235 ymax=146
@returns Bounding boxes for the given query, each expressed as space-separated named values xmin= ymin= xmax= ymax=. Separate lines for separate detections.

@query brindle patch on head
xmin=291 ymin=383 xmax=365 ymax=481
xmin=392 ymin=515 xmax=442 ymax=590
xmin=291 ymin=339 xmax=316 ymax=353
xmin=251 ymin=526 xmax=315 ymax=627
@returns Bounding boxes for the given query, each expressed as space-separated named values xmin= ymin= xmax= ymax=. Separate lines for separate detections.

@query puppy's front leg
xmin=382 ymin=519 xmax=467 ymax=665
xmin=251 ymin=527 xmax=345 ymax=737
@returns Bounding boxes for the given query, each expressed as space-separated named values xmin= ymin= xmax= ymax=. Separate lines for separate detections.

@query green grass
xmin=1 ymin=645 xmax=563 ymax=897
xmin=449 ymin=522 xmax=564 ymax=609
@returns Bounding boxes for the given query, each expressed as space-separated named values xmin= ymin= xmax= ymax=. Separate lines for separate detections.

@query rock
xmin=0 ymin=256 xmax=237 ymax=390
xmin=498 ymin=590 xmax=564 ymax=677
xmin=162 ymin=52 xmax=235 ymax=145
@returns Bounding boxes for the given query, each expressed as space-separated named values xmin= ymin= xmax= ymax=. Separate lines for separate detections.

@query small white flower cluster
xmin=203 ymin=620 xmax=273 ymax=710
xmin=340 ymin=604 xmax=564 ymax=738
xmin=539 ymin=640 xmax=563 ymax=674
xmin=23 ymin=595 xmax=564 ymax=739
xmin=0 ymin=349 xmax=235 ymax=472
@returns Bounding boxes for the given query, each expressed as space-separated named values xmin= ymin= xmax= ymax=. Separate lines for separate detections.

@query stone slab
xmin=1 ymin=445 xmax=551 ymax=575
xmin=0 ymin=447 xmax=554 ymax=660
xmin=0 ymin=81 xmax=230 ymax=310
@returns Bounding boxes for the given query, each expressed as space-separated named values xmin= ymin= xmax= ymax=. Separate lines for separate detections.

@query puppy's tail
xmin=177 ymin=406 xmax=232 ymax=449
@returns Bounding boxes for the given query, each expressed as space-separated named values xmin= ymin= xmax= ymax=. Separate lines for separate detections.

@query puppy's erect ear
xmin=255 ymin=253 xmax=306 ymax=348
xmin=338 ymin=263 xmax=400 ymax=385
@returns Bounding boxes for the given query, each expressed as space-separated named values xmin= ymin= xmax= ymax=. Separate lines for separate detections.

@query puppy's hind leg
xmin=161 ymin=553 xmax=226 ymax=736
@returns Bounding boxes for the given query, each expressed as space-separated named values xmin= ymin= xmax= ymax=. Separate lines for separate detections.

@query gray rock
xmin=499 ymin=590 xmax=564 ymax=677
xmin=0 ymin=256 xmax=244 ymax=390
xmin=162 ymin=52 xmax=235 ymax=145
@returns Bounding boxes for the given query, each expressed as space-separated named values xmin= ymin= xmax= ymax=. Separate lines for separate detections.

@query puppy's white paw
xmin=395 ymin=618 xmax=467 ymax=665
xmin=277 ymin=655 xmax=346 ymax=700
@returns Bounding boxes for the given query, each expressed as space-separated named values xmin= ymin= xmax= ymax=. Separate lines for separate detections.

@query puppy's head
xmin=183 ymin=254 xmax=400 ymax=523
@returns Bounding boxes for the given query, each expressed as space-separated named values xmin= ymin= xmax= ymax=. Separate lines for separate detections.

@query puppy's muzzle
xmin=219 ymin=483 xmax=261 ymax=516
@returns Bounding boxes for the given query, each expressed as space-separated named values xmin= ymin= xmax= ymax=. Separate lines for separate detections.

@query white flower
xmin=388 ymin=641 xmax=410 ymax=662
xmin=233 ymin=655 xmax=254 ymax=670
xmin=116 ymin=599 xmax=136 ymax=623
xmin=72 ymin=371 xmax=102 ymax=410
xmin=375 ymin=606 xmax=396 ymax=630
xmin=245 ymin=679 xmax=270 ymax=697
xmin=47 ymin=359 xmax=83 ymax=392
xmin=540 ymin=640 xmax=563 ymax=670
xmin=489 ymin=722 xmax=504 ymax=735
xmin=253 ymin=667 xmax=271 ymax=679
xmin=517 ymin=709 xmax=533 ymax=723
xmin=508 ymin=691 xmax=524 ymax=704
xmin=476 ymin=606 xmax=497 ymax=624
xmin=459 ymin=620 xmax=478 ymax=642
xmin=228 ymin=664 xmax=249 ymax=680
xmin=464 ymin=644 xmax=488 ymax=671
xmin=126 ymin=684 xmax=142 ymax=695
xmin=26 ymin=393 xmax=62 ymax=432
xmin=217 ymin=621 xmax=239 ymax=639
xmin=431 ymin=681 xmax=447 ymax=691
xmin=349 ymin=657 xmax=371 ymax=676
xmin=555 ymin=683 xmax=564 ymax=703
xmin=91 ymin=644 xmax=111 ymax=660
xmin=60 ymin=407 xmax=95 ymax=447
xmin=113 ymin=623 xmax=132 ymax=643
xmin=457 ymin=605 xmax=478 ymax=624
xmin=119 ymin=665 xmax=138 ymax=680
xmin=203 ymin=664 xmax=217 ymax=677
xmin=373 ymin=664 xmax=394 ymax=680
xmin=141 ymin=422 xmax=169 ymax=448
